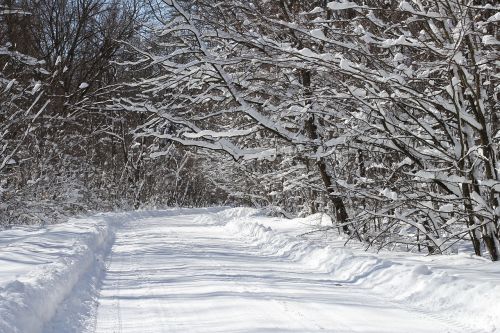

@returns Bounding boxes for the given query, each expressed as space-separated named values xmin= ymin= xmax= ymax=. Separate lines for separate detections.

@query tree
xmin=0 ymin=6 xmax=50 ymax=225
xmin=0 ymin=0 xmax=150 ymax=224
xmin=121 ymin=0 xmax=499 ymax=259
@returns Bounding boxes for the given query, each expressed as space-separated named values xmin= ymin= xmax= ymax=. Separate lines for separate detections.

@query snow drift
xmin=0 ymin=217 xmax=115 ymax=333
xmin=218 ymin=208 xmax=500 ymax=332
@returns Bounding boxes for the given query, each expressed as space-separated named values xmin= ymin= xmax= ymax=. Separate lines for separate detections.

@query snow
xmin=0 ymin=208 xmax=499 ymax=332
xmin=380 ymin=35 xmax=407 ymax=48
xmin=327 ymin=1 xmax=360 ymax=10
xmin=308 ymin=7 xmax=323 ymax=14
xmin=183 ymin=128 xmax=255 ymax=139
xmin=310 ymin=28 xmax=326 ymax=40
xmin=0 ymin=216 xmax=115 ymax=333
xmin=298 ymin=47 xmax=318 ymax=58
xmin=380 ymin=187 xmax=398 ymax=200
xmin=31 ymin=81 xmax=42 ymax=94
xmin=487 ymin=12 xmax=500 ymax=22
xmin=439 ymin=203 xmax=454 ymax=213
xmin=78 ymin=82 xmax=89 ymax=89
xmin=399 ymin=1 xmax=414 ymax=11
xmin=482 ymin=35 xmax=500 ymax=46
xmin=4 ymin=79 xmax=15 ymax=92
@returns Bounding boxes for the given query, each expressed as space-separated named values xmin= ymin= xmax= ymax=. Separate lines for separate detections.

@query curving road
xmin=93 ymin=212 xmax=462 ymax=333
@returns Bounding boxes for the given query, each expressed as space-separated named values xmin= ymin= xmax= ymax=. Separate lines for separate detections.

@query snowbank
xmin=219 ymin=209 xmax=500 ymax=332
xmin=0 ymin=217 xmax=115 ymax=333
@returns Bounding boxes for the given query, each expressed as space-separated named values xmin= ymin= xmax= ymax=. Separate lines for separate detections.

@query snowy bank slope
xmin=219 ymin=208 xmax=500 ymax=333
xmin=0 ymin=215 xmax=117 ymax=333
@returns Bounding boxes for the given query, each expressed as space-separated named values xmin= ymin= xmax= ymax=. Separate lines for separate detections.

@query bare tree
xmin=120 ymin=0 xmax=499 ymax=259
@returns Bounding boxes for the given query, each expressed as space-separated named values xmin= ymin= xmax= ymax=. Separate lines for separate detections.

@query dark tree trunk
xmin=301 ymin=69 xmax=351 ymax=235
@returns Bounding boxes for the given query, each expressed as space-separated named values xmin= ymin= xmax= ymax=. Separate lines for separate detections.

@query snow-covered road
xmin=94 ymin=212 xmax=460 ymax=333
xmin=2 ymin=208 xmax=499 ymax=333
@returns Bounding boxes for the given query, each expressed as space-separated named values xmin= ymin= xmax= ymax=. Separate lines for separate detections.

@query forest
xmin=0 ymin=0 xmax=499 ymax=260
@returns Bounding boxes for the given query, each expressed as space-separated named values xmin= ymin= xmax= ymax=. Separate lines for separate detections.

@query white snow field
xmin=1 ymin=208 xmax=499 ymax=333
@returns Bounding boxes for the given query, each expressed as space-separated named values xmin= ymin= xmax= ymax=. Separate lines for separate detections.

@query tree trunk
xmin=301 ymin=69 xmax=351 ymax=235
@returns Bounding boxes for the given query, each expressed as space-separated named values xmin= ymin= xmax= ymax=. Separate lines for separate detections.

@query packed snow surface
xmin=0 ymin=208 xmax=499 ymax=333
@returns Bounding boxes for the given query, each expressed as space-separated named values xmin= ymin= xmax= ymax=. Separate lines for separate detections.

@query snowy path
xmin=2 ymin=209 xmax=496 ymax=333
xmin=93 ymin=212 xmax=463 ymax=333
